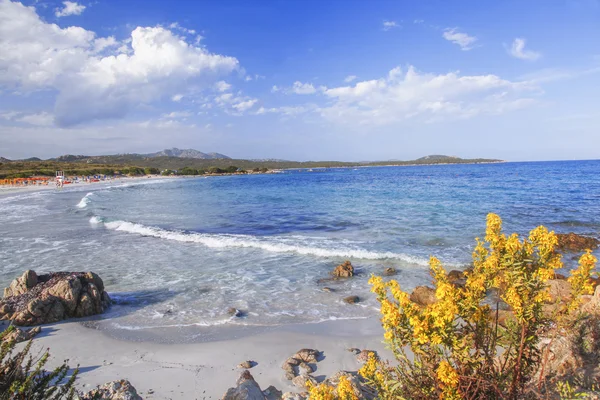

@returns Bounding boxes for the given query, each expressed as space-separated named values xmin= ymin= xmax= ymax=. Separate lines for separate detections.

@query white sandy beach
xmin=2 ymin=318 xmax=389 ymax=399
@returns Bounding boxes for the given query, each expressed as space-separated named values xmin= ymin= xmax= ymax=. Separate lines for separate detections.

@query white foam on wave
xmin=93 ymin=218 xmax=429 ymax=264
xmin=89 ymin=216 xmax=104 ymax=225
xmin=76 ymin=192 xmax=94 ymax=208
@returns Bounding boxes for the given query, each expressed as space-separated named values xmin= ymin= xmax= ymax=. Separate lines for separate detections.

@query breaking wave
xmin=76 ymin=193 xmax=94 ymax=208
xmin=90 ymin=217 xmax=429 ymax=264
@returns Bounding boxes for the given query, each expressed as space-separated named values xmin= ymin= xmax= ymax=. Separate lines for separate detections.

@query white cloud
xmin=55 ymin=1 xmax=85 ymax=17
xmin=16 ymin=112 xmax=54 ymax=126
xmin=161 ymin=111 xmax=192 ymax=119
xmin=382 ymin=20 xmax=399 ymax=31
xmin=292 ymin=81 xmax=317 ymax=94
xmin=414 ymin=19 xmax=424 ymax=24
xmin=509 ymin=38 xmax=541 ymax=61
xmin=232 ymin=99 xmax=257 ymax=112
xmin=0 ymin=1 xmax=239 ymax=127
xmin=310 ymin=65 xmax=536 ymax=125
xmin=215 ymin=80 xmax=231 ymax=92
xmin=256 ymin=105 xmax=313 ymax=117
xmin=93 ymin=36 xmax=118 ymax=53
xmin=171 ymin=93 xmax=184 ymax=102
xmin=344 ymin=75 xmax=357 ymax=83
xmin=271 ymin=85 xmax=280 ymax=92
xmin=443 ymin=28 xmax=477 ymax=51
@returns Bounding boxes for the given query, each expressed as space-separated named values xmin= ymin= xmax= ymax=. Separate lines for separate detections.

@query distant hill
xmin=144 ymin=148 xmax=230 ymax=160
xmin=0 ymin=157 xmax=11 ymax=163
xmin=416 ymin=155 xmax=461 ymax=162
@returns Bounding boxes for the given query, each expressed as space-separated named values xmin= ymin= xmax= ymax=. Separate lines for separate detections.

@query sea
xmin=1 ymin=160 xmax=599 ymax=341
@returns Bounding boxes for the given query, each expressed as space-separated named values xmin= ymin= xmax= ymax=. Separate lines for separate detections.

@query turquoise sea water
xmin=1 ymin=161 xmax=599 ymax=337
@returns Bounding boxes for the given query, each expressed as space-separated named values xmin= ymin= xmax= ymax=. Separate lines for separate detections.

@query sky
xmin=0 ymin=0 xmax=599 ymax=161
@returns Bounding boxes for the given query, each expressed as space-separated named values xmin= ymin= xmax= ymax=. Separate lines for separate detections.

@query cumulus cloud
xmin=0 ymin=1 xmax=239 ymax=126
xmin=509 ymin=38 xmax=541 ymax=61
xmin=344 ymin=75 xmax=357 ymax=83
xmin=310 ymin=66 xmax=536 ymax=125
xmin=382 ymin=20 xmax=399 ymax=31
xmin=443 ymin=28 xmax=477 ymax=51
xmin=291 ymin=81 xmax=317 ymax=95
xmin=55 ymin=1 xmax=86 ymax=17
xmin=215 ymin=81 xmax=232 ymax=92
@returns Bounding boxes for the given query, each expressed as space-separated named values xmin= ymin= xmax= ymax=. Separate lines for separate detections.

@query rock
xmin=447 ymin=270 xmax=466 ymax=287
xmin=0 ymin=271 xmax=111 ymax=326
xmin=263 ymin=385 xmax=283 ymax=400
xmin=409 ymin=286 xmax=437 ymax=306
xmin=356 ymin=349 xmax=378 ymax=363
xmin=228 ymin=307 xmax=244 ymax=317
xmin=343 ymin=295 xmax=360 ymax=304
xmin=281 ymin=392 xmax=308 ymax=400
xmin=3 ymin=270 xmax=38 ymax=298
xmin=556 ymin=233 xmax=599 ymax=252
xmin=582 ymin=285 xmax=600 ymax=314
xmin=2 ymin=326 xmax=41 ymax=343
xmin=495 ymin=310 xmax=516 ymax=328
xmin=293 ymin=348 xmax=320 ymax=363
xmin=347 ymin=347 xmax=361 ymax=354
xmin=546 ymin=279 xmax=573 ymax=303
xmin=383 ymin=267 xmax=397 ymax=276
xmin=322 ymin=287 xmax=335 ymax=293
xmin=291 ymin=373 xmax=317 ymax=388
xmin=238 ymin=360 xmax=255 ymax=369
xmin=298 ymin=361 xmax=313 ymax=373
xmin=80 ymin=379 xmax=142 ymax=400
xmin=332 ymin=261 xmax=354 ymax=278
xmin=222 ymin=370 xmax=266 ymax=400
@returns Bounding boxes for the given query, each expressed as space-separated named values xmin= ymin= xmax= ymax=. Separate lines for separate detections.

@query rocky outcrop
xmin=80 ymin=380 xmax=142 ymax=400
xmin=546 ymin=279 xmax=573 ymax=303
xmin=332 ymin=261 xmax=354 ymax=278
xmin=237 ymin=360 xmax=255 ymax=369
xmin=0 ymin=270 xmax=111 ymax=326
xmin=447 ymin=270 xmax=467 ymax=287
xmin=2 ymin=326 xmax=41 ymax=343
xmin=222 ymin=370 xmax=266 ymax=400
xmin=281 ymin=349 xmax=321 ymax=381
xmin=321 ymin=371 xmax=377 ymax=399
xmin=556 ymin=233 xmax=599 ymax=252
xmin=409 ymin=286 xmax=437 ymax=306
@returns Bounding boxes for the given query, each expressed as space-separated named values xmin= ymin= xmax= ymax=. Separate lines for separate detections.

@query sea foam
xmin=93 ymin=217 xmax=429 ymax=264
xmin=76 ymin=192 xmax=94 ymax=208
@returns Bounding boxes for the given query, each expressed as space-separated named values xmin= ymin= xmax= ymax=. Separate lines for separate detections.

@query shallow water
xmin=1 ymin=161 xmax=599 ymax=340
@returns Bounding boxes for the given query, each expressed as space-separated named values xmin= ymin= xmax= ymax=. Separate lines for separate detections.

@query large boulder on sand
xmin=222 ymin=370 xmax=266 ymax=400
xmin=556 ymin=233 xmax=599 ymax=252
xmin=409 ymin=286 xmax=437 ymax=306
xmin=332 ymin=261 xmax=354 ymax=278
xmin=0 ymin=270 xmax=111 ymax=326
xmin=80 ymin=380 xmax=142 ymax=400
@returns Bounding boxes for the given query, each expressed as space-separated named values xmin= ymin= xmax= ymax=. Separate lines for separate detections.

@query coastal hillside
xmin=0 ymin=154 xmax=503 ymax=178
xmin=143 ymin=148 xmax=231 ymax=159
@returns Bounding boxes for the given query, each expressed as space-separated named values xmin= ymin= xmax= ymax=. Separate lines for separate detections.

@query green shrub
xmin=0 ymin=327 xmax=78 ymax=400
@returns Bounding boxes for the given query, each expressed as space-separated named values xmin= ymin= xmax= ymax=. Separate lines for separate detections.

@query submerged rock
xmin=383 ymin=267 xmax=397 ymax=276
xmin=556 ymin=233 xmax=599 ymax=252
xmin=0 ymin=271 xmax=111 ymax=326
xmin=222 ymin=370 xmax=266 ymax=400
xmin=343 ymin=295 xmax=360 ymax=304
xmin=80 ymin=379 xmax=142 ymax=400
xmin=332 ymin=261 xmax=354 ymax=278
xmin=227 ymin=308 xmax=245 ymax=317
xmin=409 ymin=286 xmax=436 ymax=306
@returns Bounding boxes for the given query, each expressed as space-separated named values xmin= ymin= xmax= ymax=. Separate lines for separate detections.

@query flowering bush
xmin=309 ymin=213 xmax=597 ymax=399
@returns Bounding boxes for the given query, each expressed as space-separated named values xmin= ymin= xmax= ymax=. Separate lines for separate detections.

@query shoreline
xmin=2 ymin=316 xmax=390 ymax=398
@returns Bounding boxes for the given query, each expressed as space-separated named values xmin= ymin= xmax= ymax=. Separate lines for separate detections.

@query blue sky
xmin=0 ymin=0 xmax=599 ymax=161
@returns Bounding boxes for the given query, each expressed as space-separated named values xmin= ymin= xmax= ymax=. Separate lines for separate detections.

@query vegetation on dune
xmin=309 ymin=213 xmax=598 ymax=399
xmin=0 ymin=326 xmax=77 ymax=400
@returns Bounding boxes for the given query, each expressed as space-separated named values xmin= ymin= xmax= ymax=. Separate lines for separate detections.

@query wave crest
xmin=76 ymin=193 xmax=94 ymax=209
xmin=91 ymin=218 xmax=428 ymax=264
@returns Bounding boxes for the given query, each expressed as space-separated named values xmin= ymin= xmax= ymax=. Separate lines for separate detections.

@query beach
xmin=2 ymin=317 xmax=390 ymax=398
